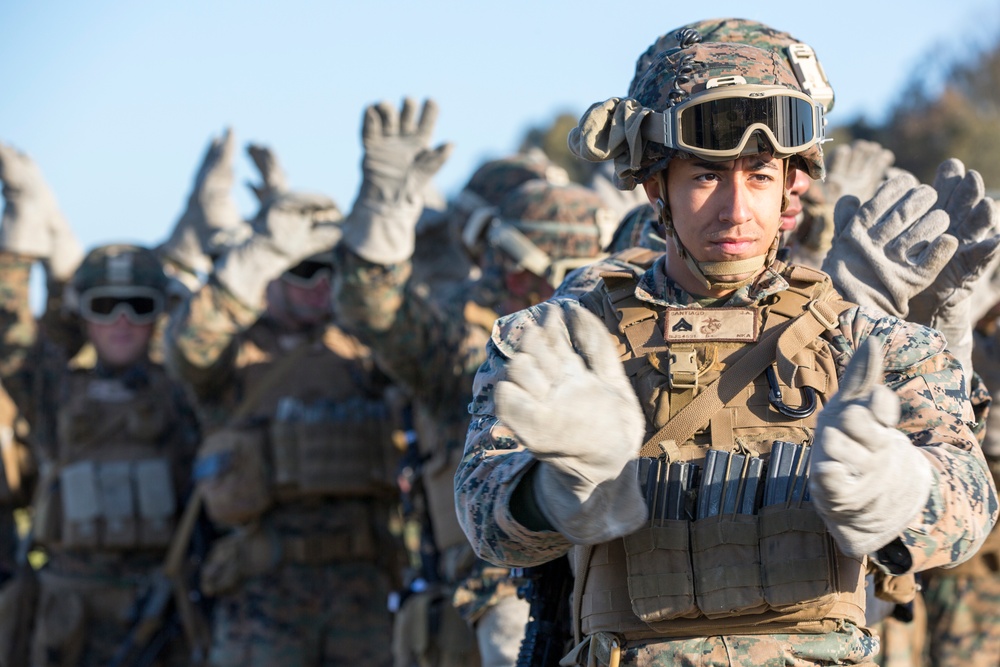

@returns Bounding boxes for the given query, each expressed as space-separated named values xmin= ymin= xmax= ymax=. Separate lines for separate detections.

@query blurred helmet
xmin=482 ymin=181 xmax=614 ymax=288
xmin=457 ymin=151 xmax=570 ymax=260
xmin=630 ymin=18 xmax=835 ymax=113
xmin=69 ymin=244 xmax=168 ymax=324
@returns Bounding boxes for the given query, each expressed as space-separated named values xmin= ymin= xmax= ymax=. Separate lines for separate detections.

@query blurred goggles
xmin=644 ymin=83 xmax=826 ymax=160
xmin=282 ymin=259 xmax=333 ymax=289
xmin=79 ymin=287 xmax=163 ymax=325
xmin=487 ymin=219 xmax=605 ymax=288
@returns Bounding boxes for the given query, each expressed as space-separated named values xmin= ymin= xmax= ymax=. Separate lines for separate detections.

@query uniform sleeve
xmin=165 ymin=278 xmax=259 ymax=400
xmin=455 ymin=302 xmax=578 ymax=567
xmin=836 ymin=306 xmax=999 ymax=572
xmin=333 ymin=248 xmax=485 ymax=421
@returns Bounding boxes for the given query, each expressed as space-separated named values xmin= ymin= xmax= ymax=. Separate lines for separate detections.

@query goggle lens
xmin=81 ymin=293 xmax=162 ymax=324
xmin=282 ymin=260 xmax=332 ymax=289
xmin=678 ymin=94 xmax=817 ymax=154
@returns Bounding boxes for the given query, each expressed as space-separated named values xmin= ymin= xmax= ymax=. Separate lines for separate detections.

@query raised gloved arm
xmin=0 ymin=142 xmax=84 ymax=282
xmin=341 ymin=98 xmax=453 ymax=265
xmin=213 ymin=191 xmax=342 ymax=311
xmin=158 ymin=129 xmax=249 ymax=278
xmin=907 ymin=159 xmax=1000 ymax=390
xmin=494 ymin=302 xmax=647 ymax=545
xmin=821 ymin=173 xmax=956 ymax=319
xmin=810 ymin=337 xmax=934 ymax=559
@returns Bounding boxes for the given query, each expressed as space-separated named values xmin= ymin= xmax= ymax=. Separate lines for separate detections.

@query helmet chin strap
xmin=654 ymin=168 xmax=787 ymax=292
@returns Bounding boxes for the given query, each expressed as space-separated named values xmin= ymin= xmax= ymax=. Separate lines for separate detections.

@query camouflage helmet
xmin=629 ymin=18 xmax=835 ymax=112
xmin=458 ymin=151 xmax=571 ymax=259
xmin=71 ymin=244 xmax=169 ymax=295
xmin=632 ymin=42 xmax=825 ymax=182
xmin=483 ymin=180 xmax=614 ymax=288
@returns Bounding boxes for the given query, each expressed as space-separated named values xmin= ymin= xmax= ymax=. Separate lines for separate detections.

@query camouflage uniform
xmin=456 ymin=255 xmax=996 ymax=666
xmin=919 ymin=329 xmax=1000 ymax=667
xmin=0 ymin=248 xmax=200 ymax=667
xmin=168 ymin=275 xmax=402 ymax=667
xmin=334 ymin=180 xmax=609 ymax=667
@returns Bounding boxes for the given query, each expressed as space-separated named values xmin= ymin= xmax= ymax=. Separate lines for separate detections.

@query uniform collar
xmin=633 ymin=255 xmax=790 ymax=309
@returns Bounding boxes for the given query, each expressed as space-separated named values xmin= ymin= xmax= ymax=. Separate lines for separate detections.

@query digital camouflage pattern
xmin=629 ymin=18 xmax=830 ymax=106
xmin=923 ymin=570 xmax=1000 ymax=666
xmin=455 ymin=256 xmax=998 ymax=665
xmin=208 ymin=562 xmax=394 ymax=666
xmin=0 ymin=249 xmax=200 ymax=666
xmin=463 ymin=153 xmax=565 ymax=209
xmin=168 ymin=278 xmax=399 ymax=667
xmin=919 ymin=340 xmax=1000 ymax=667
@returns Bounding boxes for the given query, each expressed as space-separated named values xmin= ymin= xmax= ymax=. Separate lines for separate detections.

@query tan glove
xmin=158 ymin=129 xmax=249 ymax=274
xmin=495 ymin=302 xmax=647 ymax=545
xmin=821 ymin=173 xmax=956 ymax=318
xmin=810 ymin=337 xmax=934 ymax=559
xmin=341 ymin=98 xmax=453 ymax=265
xmin=214 ymin=191 xmax=342 ymax=310
xmin=908 ymin=159 xmax=1000 ymax=389
xmin=200 ymin=527 xmax=282 ymax=596
xmin=0 ymin=143 xmax=83 ymax=280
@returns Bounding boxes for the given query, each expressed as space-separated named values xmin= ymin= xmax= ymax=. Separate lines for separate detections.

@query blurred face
xmin=644 ymin=154 xmax=793 ymax=296
xmin=85 ymin=316 xmax=154 ymax=368
xmin=780 ymin=168 xmax=812 ymax=232
xmin=281 ymin=274 xmax=332 ymax=325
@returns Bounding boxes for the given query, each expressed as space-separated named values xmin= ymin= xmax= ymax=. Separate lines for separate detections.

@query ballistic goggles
xmin=642 ymin=82 xmax=826 ymax=160
xmin=79 ymin=286 xmax=164 ymax=325
xmin=281 ymin=259 xmax=333 ymax=289
xmin=485 ymin=219 xmax=606 ymax=289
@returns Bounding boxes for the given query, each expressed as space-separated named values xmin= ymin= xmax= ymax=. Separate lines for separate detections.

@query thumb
xmin=832 ymin=194 xmax=861 ymax=238
xmin=838 ymin=336 xmax=884 ymax=403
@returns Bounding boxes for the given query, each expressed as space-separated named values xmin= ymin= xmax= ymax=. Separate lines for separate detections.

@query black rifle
xmin=514 ymin=555 xmax=573 ymax=667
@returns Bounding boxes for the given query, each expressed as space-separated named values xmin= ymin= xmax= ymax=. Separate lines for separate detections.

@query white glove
xmin=495 ymin=302 xmax=647 ymax=544
xmin=341 ymin=98 xmax=453 ymax=265
xmin=0 ymin=142 xmax=83 ymax=280
xmin=821 ymin=173 xmax=957 ymax=319
xmin=159 ymin=129 xmax=249 ymax=274
xmin=908 ymin=159 xmax=1000 ymax=389
xmin=246 ymin=142 xmax=289 ymax=207
xmin=214 ymin=191 xmax=342 ymax=310
xmin=810 ymin=337 xmax=934 ymax=559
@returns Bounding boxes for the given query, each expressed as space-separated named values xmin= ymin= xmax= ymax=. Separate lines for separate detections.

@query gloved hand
xmin=816 ymin=139 xmax=896 ymax=205
xmin=821 ymin=173 xmax=957 ymax=318
xmin=0 ymin=142 xmax=84 ymax=280
xmin=214 ymin=191 xmax=342 ymax=310
xmin=908 ymin=159 xmax=1000 ymax=389
xmin=341 ymin=98 xmax=453 ymax=265
xmin=246 ymin=142 xmax=289 ymax=207
xmin=495 ymin=302 xmax=647 ymax=544
xmin=158 ymin=129 xmax=249 ymax=275
xmin=810 ymin=337 xmax=934 ymax=559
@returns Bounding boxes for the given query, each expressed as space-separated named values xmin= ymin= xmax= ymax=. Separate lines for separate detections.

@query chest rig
xmin=195 ymin=325 xmax=399 ymax=527
xmin=571 ymin=256 xmax=869 ymax=641
xmin=46 ymin=365 xmax=181 ymax=551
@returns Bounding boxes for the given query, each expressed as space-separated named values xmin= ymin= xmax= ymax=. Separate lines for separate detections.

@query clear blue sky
xmin=2 ymin=1 xmax=998 ymax=252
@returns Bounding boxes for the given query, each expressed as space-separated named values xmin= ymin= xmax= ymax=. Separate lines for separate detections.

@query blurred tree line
xmin=521 ymin=26 xmax=1000 ymax=191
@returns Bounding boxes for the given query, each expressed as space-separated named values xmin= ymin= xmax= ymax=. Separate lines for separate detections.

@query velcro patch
xmin=664 ymin=308 xmax=759 ymax=342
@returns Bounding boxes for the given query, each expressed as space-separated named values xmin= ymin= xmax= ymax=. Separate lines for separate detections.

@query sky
xmin=1 ymin=1 xmax=999 ymax=252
